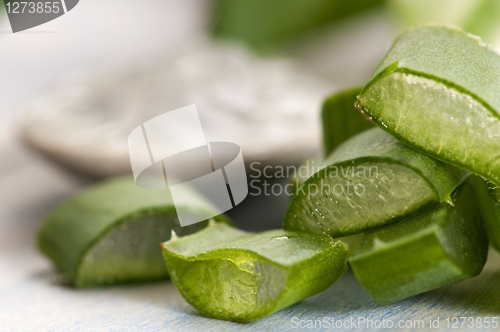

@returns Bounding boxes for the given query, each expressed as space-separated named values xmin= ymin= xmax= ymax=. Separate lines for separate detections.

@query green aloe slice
xmin=37 ymin=176 xmax=229 ymax=288
xmin=348 ymin=180 xmax=488 ymax=305
xmin=283 ymin=127 xmax=468 ymax=237
xmin=470 ymin=175 xmax=500 ymax=252
xmin=162 ymin=222 xmax=348 ymax=322
xmin=322 ymin=86 xmax=373 ymax=157
xmin=355 ymin=25 xmax=500 ymax=186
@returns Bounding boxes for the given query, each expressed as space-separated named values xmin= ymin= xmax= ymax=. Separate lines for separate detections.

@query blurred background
xmin=3 ymin=0 xmax=500 ymax=235
xmin=1 ymin=0 xmax=500 ymax=328
xmin=5 ymin=0 xmax=500 ymax=231
xmin=2 ymin=0 xmax=500 ymax=234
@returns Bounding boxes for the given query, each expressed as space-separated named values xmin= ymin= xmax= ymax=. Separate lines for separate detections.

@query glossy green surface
xmin=37 ymin=176 xmax=229 ymax=288
xmin=162 ymin=222 xmax=348 ymax=322
xmin=321 ymin=86 xmax=373 ymax=157
xmin=283 ymin=127 xmax=468 ymax=237
xmin=349 ymin=180 xmax=488 ymax=305
xmin=356 ymin=25 xmax=500 ymax=185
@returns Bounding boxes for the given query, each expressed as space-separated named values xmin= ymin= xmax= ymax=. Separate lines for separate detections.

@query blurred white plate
xmin=21 ymin=39 xmax=333 ymax=176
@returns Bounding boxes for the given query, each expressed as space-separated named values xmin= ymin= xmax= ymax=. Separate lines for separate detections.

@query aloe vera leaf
xmin=283 ymin=127 xmax=468 ymax=237
xmin=37 ymin=176 xmax=230 ymax=288
xmin=355 ymin=25 xmax=500 ymax=186
xmin=322 ymin=86 xmax=373 ymax=157
xmin=470 ymin=175 xmax=500 ymax=252
xmin=348 ymin=179 xmax=488 ymax=305
xmin=211 ymin=0 xmax=384 ymax=51
xmin=162 ymin=222 xmax=348 ymax=322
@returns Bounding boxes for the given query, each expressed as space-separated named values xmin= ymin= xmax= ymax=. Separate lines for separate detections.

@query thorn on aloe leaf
xmin=170 ymin=229 xmax=179 ymax=241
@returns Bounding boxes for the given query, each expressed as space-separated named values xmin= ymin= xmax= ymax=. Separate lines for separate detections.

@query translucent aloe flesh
xmin=349 ymin=180 xmax=488 ymax=305
xmin=162 ymin=222 xmax=348 ymax=322
xmin=321 ymin=86 xmax=373 ymax=157
xmin=37 ymin=176 xmax=229 ymax=288
xmin=470 ymin=175 xmax=500 ymax=253
xmin=355 ymin=25 xmax=500 ymax=186
xmin=283 ymin=127 xmax=468 ymax=237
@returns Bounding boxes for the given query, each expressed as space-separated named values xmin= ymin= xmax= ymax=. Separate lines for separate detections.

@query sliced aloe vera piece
xmin=322 ymin=86 xmax=373 ymax=157
xmin=284 ymin=127 xmax=468 ymax=237
xmin=349 ymin=180 xmax=488 ymax=305
xmin=355 ymin=25 xmax=500 ymax=185
xmin=37 ymin=176 xmax=229 ymax=288
xmin=470 ymin=175 xmax=500 ymax=252
xmin=162 ymin=222 xmax=348 ymax=322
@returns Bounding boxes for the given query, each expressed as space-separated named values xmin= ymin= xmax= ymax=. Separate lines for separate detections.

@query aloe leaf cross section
xmin=283 ymin=127 xmax=468 ymax=237
xmin=355 ymin=25 xmax=500 ymax=186
xmin=162 ymin=222 xmax=348 ymax=322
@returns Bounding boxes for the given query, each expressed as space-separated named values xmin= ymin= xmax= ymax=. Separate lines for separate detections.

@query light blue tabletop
xmin=1 ymin=147 xmax=499 ymax=332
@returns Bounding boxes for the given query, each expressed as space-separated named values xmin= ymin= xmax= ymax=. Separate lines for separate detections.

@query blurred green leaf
xmin=388 ymin=0 xmax=500 ymax=50
xmin=211 ymin=0 xmax=384 ymax=51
